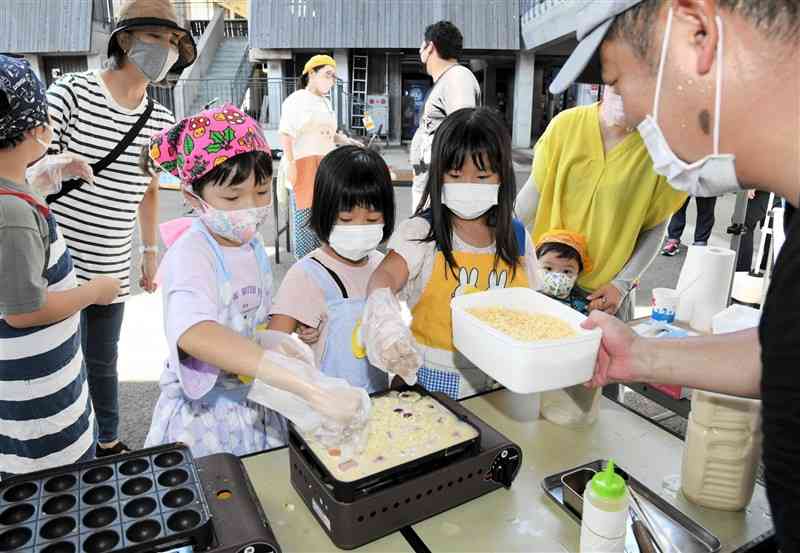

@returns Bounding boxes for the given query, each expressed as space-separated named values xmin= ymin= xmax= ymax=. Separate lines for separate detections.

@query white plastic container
xmin=451 ymin=288 xmax=602 ymax=394
xmin=711 ymin=304 xmax=761 ymax=334
xmin=681 ymin=390 xmax=762 ymax=511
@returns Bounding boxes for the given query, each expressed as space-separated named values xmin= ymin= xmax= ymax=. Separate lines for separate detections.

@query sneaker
xmin=95 ymin=441 xmax=131 ymax=458
xmin=661 ymin=239 xmax=681 ymax=256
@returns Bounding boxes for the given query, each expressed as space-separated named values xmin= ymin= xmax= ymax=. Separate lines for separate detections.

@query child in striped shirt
xmin=0 ymin=56 xmax=120 ymax=478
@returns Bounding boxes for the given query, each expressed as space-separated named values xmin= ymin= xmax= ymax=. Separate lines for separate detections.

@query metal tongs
xmin=629 ymin=487 xmax=675 ymax=553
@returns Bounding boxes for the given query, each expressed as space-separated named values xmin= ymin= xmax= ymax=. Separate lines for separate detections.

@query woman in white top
xmin=280 ymin=55 xmax=358 ymax=259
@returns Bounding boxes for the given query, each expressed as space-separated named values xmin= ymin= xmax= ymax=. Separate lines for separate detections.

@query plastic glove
xmin=249 ymin=330 xmax=371 ymax=441
xmin=361 ymin=288 xmax=421 ymax=384
xmin=26 ymin=153 xmax=93 ymax=196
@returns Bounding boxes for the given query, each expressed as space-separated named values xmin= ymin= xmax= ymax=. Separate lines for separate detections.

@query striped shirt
xmin=46 ymin=70 xmax=174 ymax=301
xmin=0 ymin=181 xmax=94 ymax=475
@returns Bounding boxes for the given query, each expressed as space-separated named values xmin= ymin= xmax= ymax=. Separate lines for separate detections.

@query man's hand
xmin=581 ymin=311 xmax=640 ymax=387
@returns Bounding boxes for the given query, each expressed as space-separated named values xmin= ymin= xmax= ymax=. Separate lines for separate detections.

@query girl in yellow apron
xmin=362 ymin=107 xmax=542 ymax=399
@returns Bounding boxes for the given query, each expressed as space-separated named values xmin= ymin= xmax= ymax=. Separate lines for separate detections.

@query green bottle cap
xmin=591 ymin=459 xmax=627 ymax=499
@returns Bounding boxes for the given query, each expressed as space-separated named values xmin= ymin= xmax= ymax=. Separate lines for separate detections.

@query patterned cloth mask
xmin=539 ymin=270 xmax=577 ymax=300
xmin=188 ymin=191 xmax=269 ymax=244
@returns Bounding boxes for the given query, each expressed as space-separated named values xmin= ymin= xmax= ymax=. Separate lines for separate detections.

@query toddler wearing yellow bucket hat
xmin=535 ymin=229 xmax=593 ymax=315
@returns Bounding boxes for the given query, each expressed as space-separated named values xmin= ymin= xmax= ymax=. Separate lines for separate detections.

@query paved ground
xmin=117 ymin=147 xmax=739 ymax=449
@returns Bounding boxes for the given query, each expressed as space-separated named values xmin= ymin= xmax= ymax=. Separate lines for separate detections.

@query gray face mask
xmin=127 ymin=37 xmax=179 ymax=83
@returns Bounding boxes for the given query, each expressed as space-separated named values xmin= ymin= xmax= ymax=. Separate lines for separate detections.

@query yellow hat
xmin=536 ymin=229 xmax=593 ymax=274
xmin=303 ymin=54 xmax=336 ymax=75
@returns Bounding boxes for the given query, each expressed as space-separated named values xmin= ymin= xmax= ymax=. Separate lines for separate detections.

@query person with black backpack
xmin=35 ymin=0 xmax=196 ymax=458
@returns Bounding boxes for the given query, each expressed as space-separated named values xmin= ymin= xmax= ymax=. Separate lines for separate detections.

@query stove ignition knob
xmin=486 ymin=447 xmax=521 ymax=488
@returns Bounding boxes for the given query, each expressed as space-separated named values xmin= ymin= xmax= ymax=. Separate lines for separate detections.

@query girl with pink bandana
xmin=143 ymin=104 xmax=367 ymax=457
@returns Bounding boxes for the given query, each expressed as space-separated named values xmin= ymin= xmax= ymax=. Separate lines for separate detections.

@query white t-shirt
xmin=159 ymin=229 xmax=271 ymax=400
xmin=279 ymin=89 xmax=337 ymax=160
xmin=46 ymin=71 xmax=174 ymax=301
xmin=409 ymin=65 xmax=480 ymax=191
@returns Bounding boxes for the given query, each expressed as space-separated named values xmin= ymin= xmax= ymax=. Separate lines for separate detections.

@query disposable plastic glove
xmin=249 ymin=331 xmax=371 ymax=444
xmin=361 ymin=288 xmax=421 ymax=385
xmin=26 ymin=153 xmax=94 ymax=196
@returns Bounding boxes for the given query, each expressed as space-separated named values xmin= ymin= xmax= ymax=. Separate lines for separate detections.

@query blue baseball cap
xmin=549 ymin=0 xmax=646 ymax=94
xmin=0 ymin=55 xmax=48 ymax=141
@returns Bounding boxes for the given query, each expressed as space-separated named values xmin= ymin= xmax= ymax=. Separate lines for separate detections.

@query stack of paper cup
xmin=651 ymin=287 xmax=679 ymax=325
xmin=676 ymin=246 xmax=737 ymax=332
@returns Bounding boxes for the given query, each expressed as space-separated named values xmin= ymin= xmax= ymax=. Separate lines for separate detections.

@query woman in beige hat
xmin=279 ymin=54 xmax=359 ymax=260
xmin=39 ymin=0 xmax=196 ymax=458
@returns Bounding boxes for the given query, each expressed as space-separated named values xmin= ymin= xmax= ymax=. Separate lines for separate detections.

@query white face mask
xmin=329 ymin=224 xmax=383 ymax=262
xmin=539 ymin=269 xmax=577 ymax=300
xmin=636 ymin=9 xmax=740 ymax=197
xmin=442 ymin=182 xmax=500 ymax=220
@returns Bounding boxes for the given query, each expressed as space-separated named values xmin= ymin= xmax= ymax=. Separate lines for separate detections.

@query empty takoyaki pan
xmin=0 ymin=444 xmax=210 ymax=552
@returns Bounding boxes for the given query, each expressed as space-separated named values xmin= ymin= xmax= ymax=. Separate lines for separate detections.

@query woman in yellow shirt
xmin=515 ymin=86 xmax=686 ymax=320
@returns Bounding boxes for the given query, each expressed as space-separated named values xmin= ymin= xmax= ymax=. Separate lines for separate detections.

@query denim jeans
xmin=667 ymin=196 xmax=718 ymax=244
xmin=81 ymin=302 xmax=126 ymax=444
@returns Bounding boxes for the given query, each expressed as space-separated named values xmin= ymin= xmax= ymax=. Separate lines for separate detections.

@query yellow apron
xmin=411 ymin=218 xmax=529 ymax=399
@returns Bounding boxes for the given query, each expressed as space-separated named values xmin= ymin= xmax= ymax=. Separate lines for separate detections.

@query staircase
xmin=186 ymin=38 xmax=250 ymax=115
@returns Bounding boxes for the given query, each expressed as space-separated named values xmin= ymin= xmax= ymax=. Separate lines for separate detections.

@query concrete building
xmin=0 ymin=0 xmax=115 ymax=86
xmin=249 ymin=0 xmax=536 ymax=147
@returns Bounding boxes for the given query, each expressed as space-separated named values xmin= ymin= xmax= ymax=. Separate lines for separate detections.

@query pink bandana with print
xmin=149 ymin=103 xmax=271 ymax=187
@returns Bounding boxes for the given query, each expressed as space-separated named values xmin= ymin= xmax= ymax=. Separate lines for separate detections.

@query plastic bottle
xmin=580 ymin=460 xmax=629 ymax=553
xmin=681 ymin=390 xmax=761 ymax=511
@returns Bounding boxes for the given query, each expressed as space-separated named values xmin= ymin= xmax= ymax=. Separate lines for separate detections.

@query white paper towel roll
xmin=676 ymin=246 xmax=736 ymax=332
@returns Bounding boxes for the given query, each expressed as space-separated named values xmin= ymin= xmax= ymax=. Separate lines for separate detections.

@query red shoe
xmin=661 ymin=239 xmax=681 ymax=256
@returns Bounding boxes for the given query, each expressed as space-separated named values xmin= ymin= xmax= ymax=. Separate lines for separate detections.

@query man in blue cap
xmin=0 ymin=56 xmax=120 ymax=477
xmin=553 ymin=1 xmax=798 ymax=548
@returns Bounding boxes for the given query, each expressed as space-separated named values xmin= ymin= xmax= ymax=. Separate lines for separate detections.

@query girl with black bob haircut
xmin=362 ymin=107 xmax=542 ymax=400
xmin=268 ymin=145 xmax=396 ymax=394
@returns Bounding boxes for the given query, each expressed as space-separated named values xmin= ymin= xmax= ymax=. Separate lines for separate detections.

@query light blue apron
xmin=299 ymin=256 xmax=388 ymax=393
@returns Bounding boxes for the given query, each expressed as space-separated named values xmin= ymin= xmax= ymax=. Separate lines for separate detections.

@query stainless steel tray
xmin=542 ymin=459 xmax=721 ymax=553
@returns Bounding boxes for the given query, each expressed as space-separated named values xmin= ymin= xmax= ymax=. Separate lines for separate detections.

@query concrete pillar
xmin=484 ymin=64 xmax=497 ymax=109
xmin=512 ymin=50 xmax=535 ymax=149
xmin=388 ymin=54 xmax=402 ymax=145
xmin=334 ymin=48 xmax=350 ymax=89
xmin=266 ymin=59 xmax=284 ymax=129
xmin=22 ymin=55 xmax=45 ymax=82
xmin=532 ymin=66 xmax=545 ymax=138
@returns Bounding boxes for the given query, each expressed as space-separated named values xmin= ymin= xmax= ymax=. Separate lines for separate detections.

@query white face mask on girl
xmin=442 ymin=182 xmax=500 ymax=220
xmin=636 ymin=9 xmax=740 ymax=197
xmin=538 ymin=269 xmax=577 ymax=300
xmin=329 ymin=224 xmax=383 ymax=261
xmin=190 ymin=192 xmax=269 ymax=244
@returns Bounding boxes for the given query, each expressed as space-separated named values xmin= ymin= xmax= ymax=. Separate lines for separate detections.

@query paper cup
xmin=652 ymin=287 xmax=679 ymax=324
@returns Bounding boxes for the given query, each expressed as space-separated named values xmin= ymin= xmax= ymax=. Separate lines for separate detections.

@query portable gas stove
xmin=289 ymin=386 xmax=522 ymax=550
xmin=195 ymin=452 xmax=282 ymax=553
